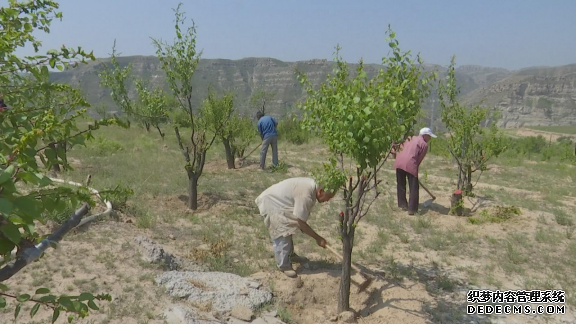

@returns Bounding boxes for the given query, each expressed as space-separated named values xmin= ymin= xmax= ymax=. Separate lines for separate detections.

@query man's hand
xmin=297 ymin=218 xmax=326 ymax=248
xmin=316 ymin=237 xmax=327 ymax=248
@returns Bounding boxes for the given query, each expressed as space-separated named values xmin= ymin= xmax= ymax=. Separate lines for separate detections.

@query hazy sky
xmin=13 ymin=0 xmax=576 ymax=70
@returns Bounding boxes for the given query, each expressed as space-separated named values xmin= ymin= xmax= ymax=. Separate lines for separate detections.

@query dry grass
xmin=2 ymin=125 xmax=575 ymax=323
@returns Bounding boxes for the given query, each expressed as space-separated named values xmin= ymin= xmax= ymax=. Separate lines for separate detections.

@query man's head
xmin=419 ymin=127 xmax=437 ymax=143
xmin=256 ymin=111 xmax=264 ymax=120
xmin=315 ymin=186 xmax=336 ymax=203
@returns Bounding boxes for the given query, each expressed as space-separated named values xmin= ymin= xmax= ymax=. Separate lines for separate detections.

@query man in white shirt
xmin=255 ymin=177 xmax=336 ymax=278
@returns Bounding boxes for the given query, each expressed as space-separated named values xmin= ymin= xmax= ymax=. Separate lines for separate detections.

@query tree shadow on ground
xmin=178 ymin=192 xmax=229 ymax=210
xmin=468 ymin=195 xmax=495 ymax=213
xmin=420 ymin=201 xmax=451 ymax=215
xmin=357 ymin=260 xmax=491 ymax=323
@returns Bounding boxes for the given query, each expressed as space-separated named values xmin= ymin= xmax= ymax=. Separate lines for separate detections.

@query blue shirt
xmin=257 ymin=116 xmax=278 ymax=139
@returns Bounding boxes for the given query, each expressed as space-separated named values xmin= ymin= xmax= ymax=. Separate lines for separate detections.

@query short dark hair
xmin=256 ymin=111 xmax=264 ymax=119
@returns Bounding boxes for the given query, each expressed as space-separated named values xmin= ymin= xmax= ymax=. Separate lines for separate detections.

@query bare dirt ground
xmin=2 ymin=129 xmax=575 ymax=324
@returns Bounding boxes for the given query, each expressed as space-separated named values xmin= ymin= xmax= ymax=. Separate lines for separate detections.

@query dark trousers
xmin=396 ymin=168 xmax=419 ymax=213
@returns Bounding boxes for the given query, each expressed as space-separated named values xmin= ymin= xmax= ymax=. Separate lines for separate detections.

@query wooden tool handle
xmin=325 ymin=244 xmax=362 ymax=273
xmin=418 ymin=179 xmax=436 ymax=199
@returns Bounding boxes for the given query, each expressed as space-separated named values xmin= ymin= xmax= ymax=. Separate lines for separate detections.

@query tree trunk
xmin=155 ymin=125 xmax=165 ymax=139
xmin=223 ymin=138 xmax=235 ymax=169
xmin=338 ymin=230 xmax=354 ymax=313
xmin=145 ymin=122 xmax=151 ymax=132
xmin=187 ymin=171 xmax=198 ymax=210
xmin=465 ymin=164 xmax=473 ymax=194
xmin=49 ymin=143 xmax=61 ymax=173
xmin=457 ymin=165 xmax=463 ymax=191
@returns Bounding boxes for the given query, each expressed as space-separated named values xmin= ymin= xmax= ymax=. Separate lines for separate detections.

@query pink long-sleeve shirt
xmin=393 ymin=135 xmax=428 ymax=177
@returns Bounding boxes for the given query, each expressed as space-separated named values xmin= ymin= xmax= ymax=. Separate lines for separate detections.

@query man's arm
xmin=257 ymin=122 xmax=264 ymax=140
xmin=416 ymin=143 xmax=428 ymax=166
xmin=296 ymin=218 xmax=326 ymax=248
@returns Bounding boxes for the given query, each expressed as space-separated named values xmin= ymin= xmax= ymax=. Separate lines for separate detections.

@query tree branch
xmin=0 ymin=292 xmax=56 ymax=310
xmin=0 ymin=204 xmax=90 ymax=282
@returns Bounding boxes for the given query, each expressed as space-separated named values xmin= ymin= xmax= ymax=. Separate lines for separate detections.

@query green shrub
xmin=91 ymin=137 xmax=124 ymax=155
xmin=100 ymin=184 xmax=134 ymax=211
xmin=468 ymin=206 xmax=521 ymax=225
xmin=278 ymin=113 xmax=310 ymax=145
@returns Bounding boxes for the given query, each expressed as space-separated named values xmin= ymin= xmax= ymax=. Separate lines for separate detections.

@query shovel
xmin=325 ymin=244 xmax=374 ymax=293
xmin=418 ymin=179 xmax=436 ymax=208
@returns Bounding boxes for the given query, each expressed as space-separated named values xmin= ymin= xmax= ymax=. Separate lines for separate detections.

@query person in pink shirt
xmin=392 ymin=127 xmax=437 ymax=215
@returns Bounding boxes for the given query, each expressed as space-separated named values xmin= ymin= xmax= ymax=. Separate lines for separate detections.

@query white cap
xmin=419 ymin=127 xmax=437 ymax=138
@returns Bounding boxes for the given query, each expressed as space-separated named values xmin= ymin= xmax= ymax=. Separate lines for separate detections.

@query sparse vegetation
xmin=1 ymin=2 xmax=575 ymax=324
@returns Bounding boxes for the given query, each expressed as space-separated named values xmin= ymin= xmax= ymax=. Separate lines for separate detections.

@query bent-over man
xmin=256 ymin=111 xmax=278 ymax=170
xmin=255 ymin=177 xmax=335 ymax=278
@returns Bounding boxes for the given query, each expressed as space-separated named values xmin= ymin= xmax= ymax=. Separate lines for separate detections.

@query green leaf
xmin=17 ymin=171 xmax=40 ymax=185
xmin=0 ymin=239 xmax=15 ymax=255
xmin=0 ymin=283 xmax=8 ymax=292
xmin=0 ymin=198 xmax=14 ymax=215
xmin=52 ymin=308 xmax=60 ymax=323
xmin=36 ymin=288 xmax=50 ymax=295
xmin=1 ymin=223 xmax=21 ymax=245
xmin=68 ymin=314 xmax=74 ymax=323
xmin=14 ymin=303 xmax=21 ymax=319
xmin=17 ymin=294 xmax=31 ymax=302
xmin=0 ymin=296 xmax=5 ymax=308
xmin=14 ymin=196 xmax=41 ymax=219
xmin=78 ymin=293 xmax=93 ymax=301
xmin=363 ymin=107 xmax=372 ymax=115
xmin=363 ymin=136 xmax=371 ymax=143
xmin=30 ymin=303 xmax=40 ymax=318
xmin=0 ymin=165 xmax=15 ymax=184
xmin=353 ymin=97 xmax=360 ymax=104
xmin=59 ymin=297 xmax=75 ymax=311
xmin=56 ymin=64 xmax=64 ymax=71
xmin=40 ymin=295 xmax=57 ymax=303
xmin=88 ymin=300 xmax=99 ymax=310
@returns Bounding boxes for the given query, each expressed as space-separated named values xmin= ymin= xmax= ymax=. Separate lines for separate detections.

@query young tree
xmin=203 ymin=90 xmax=258 ymax=169
xmin=297 ymin=28 xmax=435 ymax=312
xmin=99 ymin=42 xmax=170 ymax=139
xmin=229 ymin=115 xmax=258 ymax=161
xmin=249 ymin=89 xmax=276 ymax=116
xmin=0 ymin=0 xmax=125 ymax=320
xmin=438 ymin=56 xmax=507 ymax=195
xmin=151 ymin=3 xmax=223 ymax=210
xmin=33 ymin=76 xmax=89 ymax=173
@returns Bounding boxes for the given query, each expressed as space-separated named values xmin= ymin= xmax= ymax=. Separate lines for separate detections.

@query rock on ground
xmin=163 ymin=305 xmax=222 ymax=324
xmin=230 ymin=305 xmax=254 ymax=321
xmin=156 ymin=271 xmax=273 ymax=313
xmin=134 ymin=236 xmax=205 ymax=271
xmin=337 ymin=311 xmax=356 ymax=323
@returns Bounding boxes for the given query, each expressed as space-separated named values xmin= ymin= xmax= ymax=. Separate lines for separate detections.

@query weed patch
xmin=468 ymin=206 xmax=520 ymax=225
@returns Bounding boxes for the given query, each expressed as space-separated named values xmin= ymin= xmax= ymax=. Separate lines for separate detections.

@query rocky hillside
xmin=49 ymin=56 xmax=576 ymax=128
xmin=462 ymin=64 xmax=576 ymax=127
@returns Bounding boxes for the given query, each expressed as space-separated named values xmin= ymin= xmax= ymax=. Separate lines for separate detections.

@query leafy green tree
xmin=229 ymin=115 xmax=258 ymax=160
xmin=0 ymin=0 xmax=124 ymax=321
xmin=99 ymin=41 xmax=170 ymax=138
xmin=297 ymin=28 xmax=435 ymax=312
xmin=277 ymin=112 xmax=310 ymax=145
xmin=203 ymin=90 xmax=258 ymax=169
xmin=438 ymin=56 xmax=507 ymax=195
xmin=201 ymin=90 xmax=235 ymax=168
xmin=33 ymin=76 xmax=90 ymax=173
xmin=151 ymin=3 xmax=224 ymax=210
xmin=249 ymin=89 xmax=276 ymax=116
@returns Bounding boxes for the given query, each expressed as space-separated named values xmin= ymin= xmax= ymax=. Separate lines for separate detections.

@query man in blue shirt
xmin=257 ymin=111 xmax=279 ymax=170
